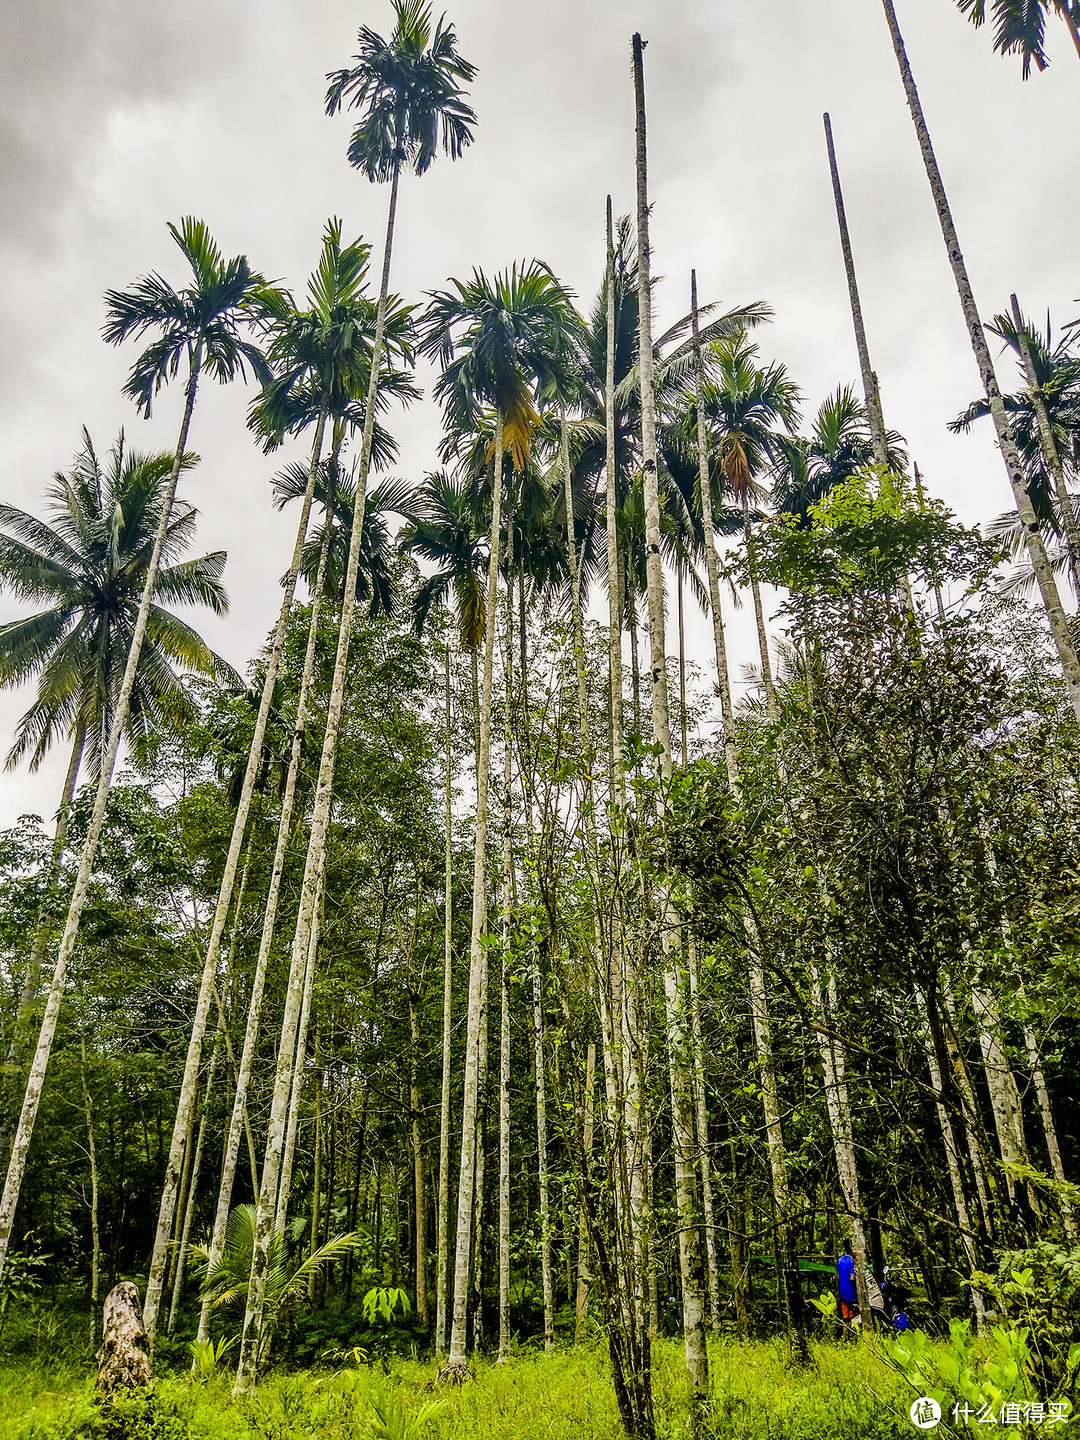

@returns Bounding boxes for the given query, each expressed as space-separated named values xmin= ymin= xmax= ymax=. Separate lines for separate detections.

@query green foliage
xmin=187 ymin=1335 xmax=237 ymax=1379
xmin=888 ymin=1320 xmax=1045 ymax=1427
xmin=361 ymin=1287 xmax=411 ymax=1324
xmin=974 ymin=1243 xmax=1080 ymax=1400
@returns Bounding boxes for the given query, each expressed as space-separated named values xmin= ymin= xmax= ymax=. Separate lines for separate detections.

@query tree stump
xmin=96 ymin=1282 xmax=152 ymax=1396
xmin=437 ymin=1358 xmax=473 ymax=1386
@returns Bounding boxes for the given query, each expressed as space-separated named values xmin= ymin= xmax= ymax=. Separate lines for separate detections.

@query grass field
xmin=0 ymin=1335 xmax=915 ymax=1439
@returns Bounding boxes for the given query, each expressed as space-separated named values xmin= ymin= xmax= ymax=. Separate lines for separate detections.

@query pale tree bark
xmin=691 ymin=275 xmax=739 ymax=791
xmin=470 ymin=957 xmax=489 ymax=1352
xmin=144 ymin=402 xmax=328 ymax=1343
xmin=823 ymin=113 xmax=891 ymax=471
xmin=977 ymin=815 xmax=1071 ymax=1233
xmin=445 ymin=409 xmax=504 ymax=1370
xmin=0 ymin=358 xmax=203 ymax=1290
xmin=1010 ymin=293 xmax=1080 ymax=598
xmin=809 ymin=965 xmax=871 ymax=1324
xmin=576 ymin=1041 xmax=597 ymax=1341
xmin=234 ymin=163 xmax=402 ymax=1393
xmin=0 ymin=719 xmax=87 ymax=1176
xmin=168 ymin=1024 xmax=221 ymax=1336
xmin=532 ymin=955 xmax=555 ymax=1352
xmin=79 ymin=1031 xmax=101 ymax=1351
xmin=307 ymin=1034 xmax=323 ymax=1303
xmin=881 ymin=0 xmax=1080 ymax=722
xmin=404 ymin=872 xmax=429 ymax=1330
xmin=743 ymin=495 xmax=776 ymax=716
xmin=914 ymin=984 xmax=986 ymax=1325
xmin=497 ymin=592 xmax=514 ymax=1361
xmin=694 ymin=271 xmax=800 ymax=1352
xmin=435 ymin=647 xmax=455 ymax=1355
xmin=274 ymin=854 xmax=326 ymax=1237
xmin=633 ymin=31 xmax=709 ymax=1409
xmin=686 ymin=933 xmax=721 ymax=1331
xmin=196 ymin=504 xmax=334 ymax=1346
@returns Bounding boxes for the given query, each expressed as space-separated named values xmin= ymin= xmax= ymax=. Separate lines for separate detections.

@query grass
xmin=0 ymin=1336 xmax=915 ymax=1439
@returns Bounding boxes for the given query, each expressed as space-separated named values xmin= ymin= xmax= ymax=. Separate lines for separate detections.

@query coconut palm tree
xmin=954 ymin=0 xmax=1080 ymax=74
xmin=0 ymin=221 xmax=268 ymax=1288
xmin=233 ymin=7 xmax=475 ymax=1387
xmin=417 ymin=259 xmax=580 ymax=1371
xmin=0 ymin=431 xmax=233 ymax=1171
xmin=881 ymin=0 xmax=1080 ymax=723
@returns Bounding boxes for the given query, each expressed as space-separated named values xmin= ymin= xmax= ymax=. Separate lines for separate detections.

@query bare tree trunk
xmin=196 ymin=514 xmax=333 ymax=1346
xmin=497 ymin=567 xmax=514 ymax=1362
xmin=576 ymin=1041 xmax=597 ymax=1340
xmin=80 ymin=1032 xmax=101 ymax=1352
xmin=633 ymin=31 xmax=709 ymax=1411
xmin=743 ymin=495 xmax=776 ymax=715
xmin=0 ymin=720 xmax=88 ymax=1176
xmin=145 ymin=405 xmax=329 ymax=1343
xmin=470 ymin=968 xmax=489 ymax=1353
xmin=823 ymin=113 xmax=891 ymax=471
xmin=0 ymin=360 xmax=202 ymax=1290
xmin=235 ymin=161 xmax=402 ymax=1393
xmin=881 ymin=0 xmax=1080 ymax=722
xmin=446 ymin=408 xmax=504 ymax=1371
xmin=691 ymin=273 xmax=739 ymax=790
xmin=686 ymin=934 xmax=721 ymax=1331
xmin=168 ymin=1026 xmax=221 ymax=1336
xmin=914 ymin=983 xmax=986 ymax=1325
xmin=435 ymin=647 xmax=455 ymax=1355
xmin=409 ymin=974 xmax=429 ymax=1331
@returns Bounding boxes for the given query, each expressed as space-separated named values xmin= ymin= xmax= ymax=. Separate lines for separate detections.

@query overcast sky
xmin=1 ymin=0 xmax=1078 ymax=829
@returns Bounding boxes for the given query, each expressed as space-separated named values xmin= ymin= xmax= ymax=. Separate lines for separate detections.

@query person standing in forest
xmin=837 ymin=1239 xmax=858 ymax=1328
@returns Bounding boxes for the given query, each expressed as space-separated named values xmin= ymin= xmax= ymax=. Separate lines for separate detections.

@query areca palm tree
xmin=955 ymin=0 xmax=1080 ymax=73
xmin=417 ymin=259 xmax=580 ymax=1371
xmin=951 ymin=310 xmax=1080 ymax=596
xmin=141 ymin=221 xmax=402 ymax=1342
xmin=771 ymin=387 xmax=908 ymax=523
xmin=704 ymin=334 xmax=801 ymax=712
xmin=234 ymin=7 xmax=474 ymax=1389
xmin=881 ymin=0 xmax=1080 ymax=723
xmin=0 ymin=431 xmax=233 ymax=1171
xmin=0 ymin=221 xmax=268 ymax=1289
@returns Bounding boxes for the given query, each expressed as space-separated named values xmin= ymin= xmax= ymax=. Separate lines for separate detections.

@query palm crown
xmin=103 ymin=218 xmax=271 ymax=417
xmin=0 ymin=431 xmax=235 ymax=775
xmin=325 ymin=0 xmax=478 ymax=183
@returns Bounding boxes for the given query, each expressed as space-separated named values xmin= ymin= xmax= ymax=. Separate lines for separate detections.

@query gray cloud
xmin=1 ymin=0 xmax=1078 ymax=824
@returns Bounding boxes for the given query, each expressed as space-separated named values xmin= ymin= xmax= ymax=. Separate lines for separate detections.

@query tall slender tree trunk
xmin=576 ymin=1041 xmax=597 ymax=1340
xmin=409 ymin=965 xmax=429 ymax=1331
xmin=742 ymin=495 xmax=776 ymax=715
xmin=235 ymin=162 xmax=402 ymax=1392
xmin=145 ymin=402 xmax=329 ymax=1343
xmin=435 ymin=647 xmax=455 ymax=1355
xmin=0 ymin=719 xmax=87 ymax=1175
xmin=686 ymin=934 xmax=721 ymax=1331
xmin=79 ymin=1031 xmax=101 ymax=1351
xmin=196 ymin=496 xmax=334 ymax=1346
xmin=532 ymin=956 xmax=555 ymax=1352
xmin=1010 ymin=293 xmax=1080 ymax=597
xmin=633 ymin=32 xmax=708 ymax=1413
xmin=881 ymin=0 xmax=1080 ymax=722
xmin=497 ymin=590 xmax=513 ymax=1362
xmin=823 ymin=113 xmax=891 ymax=471
xmin=168 ymin=1026 xmax=221 ymax=1336
xmin=445 ymin=411 xmax=504 ymax=1371
xmin=691 ymin=274 xmax=739 ymax=788
xmin=0 ymin=356 xmax=203 ymax=1289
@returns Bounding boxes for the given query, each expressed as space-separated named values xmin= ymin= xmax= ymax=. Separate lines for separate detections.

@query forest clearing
xmin=1 ymin=0 xmax=1079 ymax=1437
